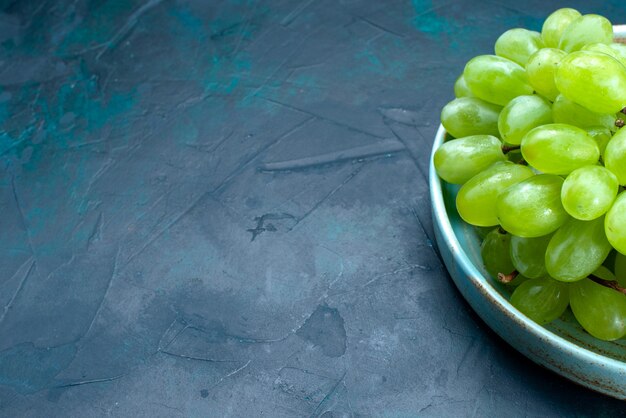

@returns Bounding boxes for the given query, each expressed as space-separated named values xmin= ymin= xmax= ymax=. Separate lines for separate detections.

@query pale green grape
xmin=582 ymin=42 xmax=626 ymax=67
xmin=498 ymin=95 xmax=552 ymax=145
xmin=511 ymin=277 xmax=569 ymax=325
xmin=481 ymin=228 xmax=515 ymax=278
xmin=570 ymin=278 xmax=626 ymax=341
xmin=494 ymin=28 xmax=544 ymax=66
xmin=454 ymin=75 xmax=474 ymax=98
xmin=440 ymin=97 xmax=501 ymax=138
xmin=510 ymin=234 xmax=552 ymax=279
xmin=541 ymin=8 xmax=581 ymax=48
xmin=615 ymin=253 xmax=626 ymax=287
xmin=521 ymin=124 xmax=599 ymax=175
xmin=434 ymin=135 xmax=505 ymax=184
xmin=457 ymin=161 xmax=534 ymax=227
xmin=586 ymin=126 xmax=612 ymax=157
xmin=525 ymin=48 xmax=566 ymax=101
xmin=552 ymin=95 xmax=616 ymax=132
xmin=561 ymin=166 xmax=618 ymax=220
xmin=558 ymin=14 xmax=613 ymax=53
xmin=555 ymin=51 xmax=626 ymax=114
xmin=545 ymin=216 xmax=612 ymax=282
xmin=497 ymin=174 xmax=568 ymax=237
xmin=604 ymin=128 xmax=626 ymax=185
xmin=606 ymin=192 xmax=626 ymax=255
xmin=463 ymin=55 xmax=533 ymax=106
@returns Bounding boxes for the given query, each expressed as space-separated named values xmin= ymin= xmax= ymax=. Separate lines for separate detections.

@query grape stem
xmin=501 ymin=145 xmax=520 ymax=154
xmin=615 ymin=119 xmax=625 ymax=128
xmin=589 ymin=274 xmax=626 ymax=295
xmin=497 ymin=270 xmax=518 ymax=284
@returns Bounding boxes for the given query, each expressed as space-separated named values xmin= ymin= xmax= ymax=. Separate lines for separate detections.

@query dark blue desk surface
xmin=1 ymin=0 xmax=625 ymax=415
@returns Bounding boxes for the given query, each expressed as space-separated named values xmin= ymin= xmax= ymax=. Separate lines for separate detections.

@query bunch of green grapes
xmin=435 ymin=8 xmax=626 ymax=341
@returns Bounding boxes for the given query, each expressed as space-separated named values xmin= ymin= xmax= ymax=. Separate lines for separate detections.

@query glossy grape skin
xmin=498 ymin=95 xmax=552 ymax=145
xmin=510 ymin=234 xmax=552 ymax=279
xmin=604 ymin=128 xmax=626 ymax=185
xmin=605 ymin=192 xmax=626 ymax=255
xmin=541 ymin=8 xmax=581 ymax=48
xmin=552 ymin=95 xmax=615 ymax=132
xmin=434 ymin=135 xmax=505 ymax=184
xmin=615 ymin=253 xmax=626 ymax=287
xmin=497 ymin=174 xmax=568 ymax=237
xmin=570 ymin=278 xmax=626 ymax=341
xmin=555 ymin=51 xmax=626 ymax=115
xmin=521 ymin=124 xmax=599 ymax=175
xmin=561 ymin=166 xmax=618 ymax=221
xmin=582 ymin=42 xmax=626 ymax=67
xmin=511 ymin=277 xmax=569 ymax=325
xmin=558 ymin=14 xmax=613 ymax=53
xmin=545 ymin=217 xmax=612 ymax=282
xmin=494 ymin=28 xmax=544 ymax=66
xmin=481 ymin=228 xmax=515 ymax=278
xmin=454 ymin=75 xmax=474 ymax=98
xmin=463 ymin=55 xmax=533 ymax=106
xmin=525 ymin=48 xmax=566 ymax=101
xmin=586 ymin=126 xmax=612 ymax=157
xmin=457 ymin=161 xmax=534 ymax=227
xmin=440 ymin=97 xmax=501 ymax=139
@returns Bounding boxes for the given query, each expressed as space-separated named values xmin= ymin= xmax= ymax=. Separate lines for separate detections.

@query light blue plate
xmin=430 ymin=123 xmax=626 ymax=399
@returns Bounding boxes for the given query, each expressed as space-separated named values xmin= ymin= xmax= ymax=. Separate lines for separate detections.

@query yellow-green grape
xmin=605 ymin=192 xmax=626 ymax=255
xmin=481 ymin=228 xmax=515 ymax=278
xmin=558 ymin=14 xmax=613 ymax=53
xmin=494 ymin=28 xmax=544 ymax=66
xmin=545 ymin=217 xmax=613 ymax=282
xmin=555 ymin=51 xmax=626 ymax=115
xmin=541 ymin=8 xmax=581 ymax=48
xmin=511 ymin=277 xmax=569 ymax=325
xmin=456 ymin=161 xmax=534 ymax=227
xmin=561 ymin=166 xmax=619 ymax=221
xmin=463 ymin=55 xmax=533 ymax=106
xmin=440 ymin=97 xmax=501 ymax=138
xmin=552 ymin=95 xmax=616 ymax=132
xmin=496 ymin=174 xmax=568 ymax=237
xmin=521 ymin=124 xmax=599 ymax=175
xmin=454 ymin=75 xmax=474 ymax=98
xmin=510 ymin=234 xmax=552 ymax=279
xmin=582 ymin=42 xmax=626 ymax=67
xmin=615 ymin=253 xmax=626 ymax=286
xmin=525 ymin=48 xmax=566 ymax=101
xmin=604 ymin=128 xmax=626 ymax=185
xmin=434 ymin=135 xmax=506 ymax=184
xmin=498 ymin=95 xmax=552 ymax=145
xmin=570 ymin=278 xmax=626 ymax=341
xmin=586 ymin=126 xmax=612 ymax=158
xmin=594 ymin=265 xmax=616 ymax=282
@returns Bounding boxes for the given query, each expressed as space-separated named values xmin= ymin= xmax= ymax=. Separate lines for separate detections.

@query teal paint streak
xmin=410 ymin=0 xmax=451 ymax=35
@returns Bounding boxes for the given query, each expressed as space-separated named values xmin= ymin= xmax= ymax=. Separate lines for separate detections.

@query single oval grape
xmin=497 ymin=174 xmax=568 ymax=237
xmin=440 ymin=97 xmax=501 ymax=138
xmin=494 ymin=28 xmax=544 ymax=66
xmin=454 ymin=74 xmax=474 ymax=98
xmin=606 ymin=192 xmax=626 ymax=255
xmin=511 ymin=277 xmax=569 ymax=325
xmin=615 ymin=253 xmax=626 ymax=287
xmin=481 ymin=228 xmax=515 ymax=279
xmin=558 ymin=14 xmax=613 ymax=53
xmin=434 ymin=135 xmax=506 ymax=184
xmin=604 ymin=128 xmax=626 ymax=185
xmin=510 ymin=234 xmax=552 ymax=279
xmin=498 ymin=95 xmax=552 ymax=146
xmin=561 ymin=165 xmax=619 ymax=221
xmin=541 ymin=8 xmax=581 ymax=48
xmin=586 ymin=126 xmax=612 ymax=157
xmin=463 ymin=55 xmax=533 ymax=106
xmin=521 ymin=124 xmax=599 ymax=175
xmin=570 ymin=278 xmax=626 ymax=341
xmin=552 ymin=94 xmax=616 ymax=132
xmin=525 ymin=48 xmax=566 ymax=101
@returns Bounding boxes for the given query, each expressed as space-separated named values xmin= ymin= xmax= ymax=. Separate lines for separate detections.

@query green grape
xmin=510 ymin=234 xmax=552 ymax=279
xmin=463 ymin=55 xmax=533 ymax=106
xmin=434 ymin=135 xmax=505 ymax=184
xmin=615 ymin=253 xmax=626 ymax=287
xmin=440 ymin=97 xmax=501 ymax=138
xmin=521 ymin=124 xmax=599 ymax=175
xmin=494 ymin=28 xmax=544 ymax=66
xmin=506 ymin=274 xmax=529 ymax=287
xmin=481 ymin=228 xmax=515 ymax=278
xmin=525 ymin=48 xmax=566 ymax=101
xmin=454 ymin=74 xmax=474 ymax=98
xmin=582 ymin=42 xmax=626 ymax=67
xmin=541 ymin=8 xmax=581 ymax=48
xmin=593 ymin=265 xmax=616 ymax=282
xmin=510 ymin=277 xmax=569 ymax=325
xmin=558 ymin=14 xmax=613 ymax=53
xmin=457 ymin=161 xmax=534 ymax=227
xmin=561 ymin=166 xmax=618 ymax=220
xmin=604 ymin=128 xmax=626 ymax=185
xmin=605 ymin=192 xmax=626 ymax=255
xmin=552 ymin=95 xmax=616 ymax=132
xmin=555 ymin=51 xmax=626 ymax=115
xmin=586 ymin=126 xmax=612 ymax=157
xmin=545 ymin=217 xmax=612 ymax=282
xmin=570 ymin=278 xmax=626 ymax=341
xmin=497 ymin=95 xmax=552 ymax=145
xmin=474 ymin=226 xmax=493 ymax=240
xmin=497 ymin=174 xmax=568 ymax=237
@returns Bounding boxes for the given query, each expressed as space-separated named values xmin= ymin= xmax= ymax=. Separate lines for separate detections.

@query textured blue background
xmin=1 ymin=0 xmax=625 ymax=415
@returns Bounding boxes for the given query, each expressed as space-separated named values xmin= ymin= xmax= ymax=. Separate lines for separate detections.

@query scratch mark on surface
xmin=87 ymin=212 xmax=104 ymax=248
xmin=385 ymin=122 xmax=428 ymax=181
xmin=259 ymin=138 xmax=404 ymax=172
xmin=310 ymin=371 xmax=347 ymax=417
xmin=354 ymin=14 xmax=406 ymax=38
xmin=281 ymin=0 xmax=316 ymax=26
xmin=247 ymin=213 xmax=296 ymax=241
xmin=56 ymin=374 xmax=125 ymax=388
xmin=0 ymin=257 xmax=35 ymax=325
xmin=362 ymin=263 xmax=428 ymax=287
xmin=278 ymin=366 xmax=333 ymax=380
xmin=160 ymin=350 xmax=241 ymax=363
xmin=96 ymin=0 xmax=165 ymax=60
xmin=209 ymin=360 xmax=252 ymax=390
xmin=11 ymin=176 xmax=36 ymax=259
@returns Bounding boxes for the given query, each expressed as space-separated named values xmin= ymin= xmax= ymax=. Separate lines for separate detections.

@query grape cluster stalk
xmin=435 ymin=8 xmax=626 ymax=341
